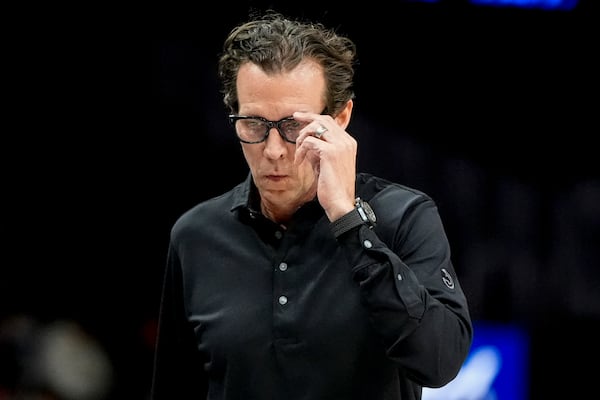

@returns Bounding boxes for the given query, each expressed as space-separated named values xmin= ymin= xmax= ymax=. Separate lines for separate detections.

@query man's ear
xmin=335 ymin=100 xmax=353 ymax=129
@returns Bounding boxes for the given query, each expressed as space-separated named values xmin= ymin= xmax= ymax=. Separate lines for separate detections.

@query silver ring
xmin=315 ymin=125 xmax=328 ymax=138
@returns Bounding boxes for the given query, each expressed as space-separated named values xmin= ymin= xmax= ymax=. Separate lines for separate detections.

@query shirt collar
xmin=230 ymin=172 xmax=259 ymax=214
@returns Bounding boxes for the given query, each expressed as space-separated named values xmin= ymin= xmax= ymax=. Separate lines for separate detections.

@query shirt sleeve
xmin=335 ymin=197 xmax=473 ymax=388
xmin=150 ymin=242 xmax=208 ymax=400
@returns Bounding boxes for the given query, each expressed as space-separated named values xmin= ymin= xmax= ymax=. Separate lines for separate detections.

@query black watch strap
xmin=330 ymin=197 xmax=376 ymax=238
xmin=330 ymin=207 xmax=366 ymax=238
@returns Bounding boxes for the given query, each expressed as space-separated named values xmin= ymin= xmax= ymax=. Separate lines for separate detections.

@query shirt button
xmin=363 ymin=239 xmax=373 ymax=248
xmin=278 ymin=296 xmax=288 ymax=305
xmin=278 ymin=262 xmax=288 ymax=271
xmin=274 ymin=231 xmax=283 ymax=239
xmin=397 ymin=273 xmax=402 ymax=281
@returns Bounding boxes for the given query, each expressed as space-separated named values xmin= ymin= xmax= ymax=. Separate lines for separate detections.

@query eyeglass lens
xmin=234 ymin=117 xmax=309 ymax=143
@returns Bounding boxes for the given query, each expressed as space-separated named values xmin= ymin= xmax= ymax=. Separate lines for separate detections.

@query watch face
xmin=357 ymin=198 xmax=377 ymax=224
xmin=363 ymin=202 xmax=376 ymax=224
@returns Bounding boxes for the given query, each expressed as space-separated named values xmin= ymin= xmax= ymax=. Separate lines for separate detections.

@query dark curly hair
xmin=218 ymin=10 xmax=357 ymax=116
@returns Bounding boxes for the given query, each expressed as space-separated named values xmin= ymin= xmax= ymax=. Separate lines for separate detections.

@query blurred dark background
xmin=2 ymin=0 xmax=598 ymax=399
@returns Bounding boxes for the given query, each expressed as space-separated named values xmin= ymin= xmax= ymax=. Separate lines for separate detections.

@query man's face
xmin=235 ymin=59 xmax=327 ymax=209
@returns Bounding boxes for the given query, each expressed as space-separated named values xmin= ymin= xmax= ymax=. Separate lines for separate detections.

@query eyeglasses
xmin=229 ymin=110 xmax=327 ymax=144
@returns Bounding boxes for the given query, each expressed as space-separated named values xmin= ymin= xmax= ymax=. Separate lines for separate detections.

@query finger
xmin=296 ymin=124 xmax=325 ymax=145
xmin=314 ymin=124 xmax=328 ymax=139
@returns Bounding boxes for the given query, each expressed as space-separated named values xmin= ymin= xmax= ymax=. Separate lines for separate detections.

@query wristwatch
xmin=331 ymin=197 xmax=377 ymax=238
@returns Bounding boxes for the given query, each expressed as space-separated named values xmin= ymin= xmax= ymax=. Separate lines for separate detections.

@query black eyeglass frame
xmin=228 ymin=115 xmax=299 ymax=144
xmin=228 ymin=108 xmax=329 ymax=144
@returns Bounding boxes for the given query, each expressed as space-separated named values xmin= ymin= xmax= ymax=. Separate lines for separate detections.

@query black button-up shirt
xmin=151 ymin=172 xmax=472 ymax=400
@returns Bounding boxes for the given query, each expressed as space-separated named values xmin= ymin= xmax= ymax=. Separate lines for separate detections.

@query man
xmin=151 ymin=11 xmax=472 ymax=400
